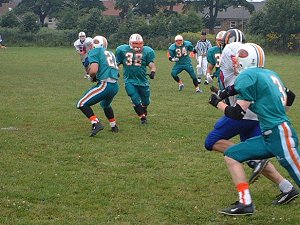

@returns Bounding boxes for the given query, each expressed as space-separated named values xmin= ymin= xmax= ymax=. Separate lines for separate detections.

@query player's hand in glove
xmin=168 ymin=57 xmax=179 ymax=62
xmin=204 ymin=73 xmax=213 ymax=85
xmin=86 ymin=75 xmax=96 ymax=82
xmin=209 ymin=93 xmax=222 ymax=108
xmin=148 ymin=71 xmax=155 ymax=79
xmin=210 ymin=85 xmax=220 ymax=94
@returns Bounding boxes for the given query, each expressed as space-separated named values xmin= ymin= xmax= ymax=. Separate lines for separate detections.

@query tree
xmin=156 ymin=0 xmax=183 ymax=12
xmin=62 ymin=0 xmax=106 ymax=15
xmin=115 ymin=0 xmax=184 ymax=18
xmin=0 ymin=0 xmax=10 ymax=7
xmin=0 ymin=10 xmax=19 ymax=28
xmin=56 ymin=9 xmax=78 ymax=30
xmin=20 ymin=12 xmax=40 ymax=32
xmin=14 ymin=0 xmax=106 ymax=27
xmin=183 ymin=0 xmax=254 ymax=33
xmin=248 ymin=0 xmax=300 ymax=50
xmin=14 ymin=0 xmax=61 ymax=27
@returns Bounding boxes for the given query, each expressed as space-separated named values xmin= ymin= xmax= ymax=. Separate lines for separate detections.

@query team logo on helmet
xmin=236 ymin=43 xmax=265 ymax=72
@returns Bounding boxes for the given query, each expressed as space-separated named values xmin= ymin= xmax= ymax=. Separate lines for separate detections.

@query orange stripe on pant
xmin=78 ymin=82 xmax=106 ymax=107
xmin=282 ymin=122 xmax=300 ymax=172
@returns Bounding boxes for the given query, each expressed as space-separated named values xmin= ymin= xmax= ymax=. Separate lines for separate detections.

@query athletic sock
xmin=279 ymin=179 xmax=293 ymax=193
xmin=89 ymin=115 xmax=99 ymax=124
xmin=237 ymin=182 xmax=252 ymax=205
xmin=109 ymin=118 xmax=116 ymax=127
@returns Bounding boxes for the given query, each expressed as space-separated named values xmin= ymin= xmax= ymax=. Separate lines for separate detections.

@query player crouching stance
xmin=209 ymin=43 xmax=299 ymax=215
xmin=76 ymin=36 xmax=119 ymax=136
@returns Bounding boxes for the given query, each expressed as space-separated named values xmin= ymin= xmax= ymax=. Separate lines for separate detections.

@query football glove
xmin=86 ymin=75 xmax=96 ymax=82
xmin=204 ymin=73 xmax=213 ymax=85
xmin=210 ymin=85 xmax=220 ymax=94
xmin=169 ymin=57 xmax=179 ymax=62
xmin=148 ymin=71 xmax=155 ymax=79
xmin=210 ymin=85 xmax=237 ymax=100
xmin=209 ymin=93 xmax=222 ymax=108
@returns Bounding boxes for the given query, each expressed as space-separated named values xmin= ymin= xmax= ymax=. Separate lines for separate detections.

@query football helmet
xmin=129 ymin=33 xmax=144 ymax=52
xmin=222 ymin=29 xmax=245 ymax=48
xmin=78 ymin=32 xmax=86 ymax=42
xmin=215 ymin=30 xmax=226 ymax=47
xmin=92 ymin=36 xmax=108 ymax=49
xmin=175 ymin=35 xmax=183 ymax=46
xmin=236 ymin=43 xmax=265 ymax=72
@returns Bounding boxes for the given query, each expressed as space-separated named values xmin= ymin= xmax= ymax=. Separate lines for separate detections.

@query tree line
xmin=0 ymin=0 xmax=299 ymax=51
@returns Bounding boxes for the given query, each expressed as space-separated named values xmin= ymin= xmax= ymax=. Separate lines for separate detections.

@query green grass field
xmin=0 ymin=47 xmax=300 ymax=225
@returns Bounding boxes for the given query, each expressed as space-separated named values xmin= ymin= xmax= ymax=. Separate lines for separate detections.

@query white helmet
xmin=129 ymin=33 xmax=143 ymax=52
xmin=174 ymin=35 xmax=183 ymax=46
xmin=92 ymin=36 xmax=108 ymax=49
xmin=78 ymin=32 xmax=86 ymax=42
xmin=236 ymin=43 xmax=265 ymax=72
xmin=215 ymin=30 xmax=226 ymax=46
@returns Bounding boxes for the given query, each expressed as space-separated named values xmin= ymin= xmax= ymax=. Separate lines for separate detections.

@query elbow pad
xmin=285 ymin=88 xmax=295 ymax=106
xmin=224 ymin=104 xmax=246 ymax=120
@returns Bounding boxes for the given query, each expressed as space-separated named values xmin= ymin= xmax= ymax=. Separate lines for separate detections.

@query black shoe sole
xmin=249 ymin=159 xmax=269 ymax=184
xmin=273 ymin=193 xmax=299 ymax=205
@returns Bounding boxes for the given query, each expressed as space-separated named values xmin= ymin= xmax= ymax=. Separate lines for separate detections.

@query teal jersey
xmin=235 ymin=68 xmax=289 ymax=131
xmin=115 ymin=44 xmax=155 ymax=86
xmin=168 ymin=41 xmax=194 ymax=65
xmin=207 ymin=46 xmax=222 ymax=78
xmin=88 ymin=48 xmax=119 ymax=81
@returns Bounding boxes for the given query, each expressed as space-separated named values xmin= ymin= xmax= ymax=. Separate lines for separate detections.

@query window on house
xmin=230 ymin=21 xmax=236 ymax=28
xmin=214 ymin=21 xmax=221 ymax=29
xmin=48 ymin=17 xmax=53 ymax=23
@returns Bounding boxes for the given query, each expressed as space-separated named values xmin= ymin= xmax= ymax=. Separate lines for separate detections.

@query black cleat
xmin=219 ymin=201 xmax=255 ymax=216
xmin=249 ymin=159 xmax=269 ymax=184
xmin=141 ymin=117 xmax=148 ymax=124
xmin=272 ymin=187 xmax=299 ymax=205
xmin=111 ymin=125 xmax=119 ymax=133
xmin=90 ymin=122 xmax=104 ymax=137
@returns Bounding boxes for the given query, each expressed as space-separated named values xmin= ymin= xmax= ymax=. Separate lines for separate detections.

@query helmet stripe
xmin=250 ymin=43 xmax=264 ymax=67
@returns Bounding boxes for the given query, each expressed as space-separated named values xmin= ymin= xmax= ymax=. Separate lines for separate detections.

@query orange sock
xmin=89 ymin=115 xmax=99 ymax=124
xmin=237 ymin=182 xmax=252 ymax=205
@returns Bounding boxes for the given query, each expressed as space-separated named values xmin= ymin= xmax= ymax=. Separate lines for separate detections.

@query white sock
xmin=279 ymin=179 xmax=293 ymax=193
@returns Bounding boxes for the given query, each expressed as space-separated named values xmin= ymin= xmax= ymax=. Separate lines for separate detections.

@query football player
xmin=115 ymin=33 xmax=156 ymax=125
xmin=205 ymin=29 xmax=298 ymax=210
xmin=204 ymin=30 xmax=226 ymax=88
xmin=73 ymin=31 xmax=93 ymax=78
xmin=76 ymin=36 xmax=119 ymax=136
xmin=209 ymin=43 xmax=299 ymax=215
xmin=168 ymin=35 xmax=201 ymax=93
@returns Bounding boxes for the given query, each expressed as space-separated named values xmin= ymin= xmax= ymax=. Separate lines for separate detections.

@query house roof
xmin=217 ymin=2 xmax=265 ymax=19
xmin=0 ymin=2 xmax=17 ymax=16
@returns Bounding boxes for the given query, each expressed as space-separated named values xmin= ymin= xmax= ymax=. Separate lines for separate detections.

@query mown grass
xmin=0 ymin=47 xmax=299 ymax=225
